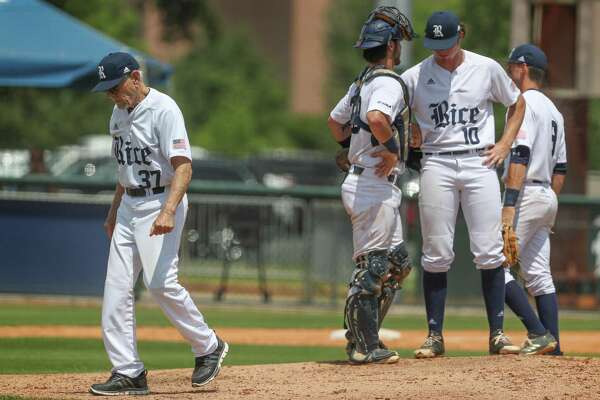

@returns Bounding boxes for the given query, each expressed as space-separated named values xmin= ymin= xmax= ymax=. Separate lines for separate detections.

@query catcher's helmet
xmin=354 ymin=6 xmax=416 ymax=49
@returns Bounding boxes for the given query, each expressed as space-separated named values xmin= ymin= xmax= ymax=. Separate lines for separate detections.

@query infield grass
xmin=0 ymin=337 xmax=485 ymax=374
xmin=1 ymin=303 xmax=599 ymax=331
xmin=0 ymin=303 xmax=598 ymax=375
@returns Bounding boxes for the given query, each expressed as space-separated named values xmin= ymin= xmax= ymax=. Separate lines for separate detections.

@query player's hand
xmin=150 ymin=209 xmax=175 ymax=236
xmin=372 ymin=150 xmax=399 ymax=177
xmin=103 ymin=213 xmax=117 ymax=240
xmin=502 ymin=206 xmax=516 ymax=227
xmin=483 ymin=142 xmax=510 ymax=168
xmin=410 ymin=122 xmax=422 ymax=148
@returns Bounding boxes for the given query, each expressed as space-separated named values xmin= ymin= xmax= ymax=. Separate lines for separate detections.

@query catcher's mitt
xmin=335 ymin=148 xmax=350 ymax=172
xmin=502 ymin=223 xmax=519 ymax=266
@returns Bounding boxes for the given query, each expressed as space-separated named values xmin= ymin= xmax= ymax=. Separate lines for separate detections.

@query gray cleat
xmin=89 ymin=369 xmax=149 ymax=396
xmin=349 ymin=347 xmax=400 ymax=364
xmin=489 ymin=329 xmax=521 ymax=355
xmin=414 ymin=332 xmax=445 ymax=359
xmin=520 ymin=332 xmax=557 ymax=355
xmin=192 ymin=336 xmax=229 ymax=387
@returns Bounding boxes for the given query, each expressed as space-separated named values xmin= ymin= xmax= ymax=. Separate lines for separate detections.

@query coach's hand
xmin=483 ymin=141 xmax=510 ymax=168
xmin=150 ymin=209 xmax=175 ymax=236
xmin=373 ymin=150 xmax=399 ymax=177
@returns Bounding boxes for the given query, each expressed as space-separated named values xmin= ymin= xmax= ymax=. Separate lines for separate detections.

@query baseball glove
xmin=502 ymin=223 xmax=519 ymax=266
xmin=335 ymin=148 xmax=350 ymax=172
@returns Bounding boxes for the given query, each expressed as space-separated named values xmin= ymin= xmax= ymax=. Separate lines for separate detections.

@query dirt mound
xmin=1 ymin=356 xmax=599 ymax=399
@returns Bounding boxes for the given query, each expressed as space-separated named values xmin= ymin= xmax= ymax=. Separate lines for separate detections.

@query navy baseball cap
xmin=92 ymin=52 xmax=140 ymax=92
xmin=423 ymin=11 xmax=461 ymax=50
xmin=508 ymin=44 xmax=548 ymax=71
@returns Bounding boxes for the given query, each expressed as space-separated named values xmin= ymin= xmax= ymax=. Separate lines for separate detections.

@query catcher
xmin=327 ymin=5 xmax=416 ymax=364
xmin=502 ymin=44 xmax=566 ymax=355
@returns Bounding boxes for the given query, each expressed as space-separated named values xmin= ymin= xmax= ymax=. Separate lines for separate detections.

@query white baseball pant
xmin=504 ymin=183 xmax=557 ymax=296
xmin=102 ymin=191 xmax=217 ymax=377
xmin=418 ymin=154 xmax=505 ymax=272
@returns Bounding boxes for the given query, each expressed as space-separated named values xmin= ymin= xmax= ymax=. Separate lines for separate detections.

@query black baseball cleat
xmin=89 ymin=369 xmax=149 ymax=396
xmin=192 ymin=336 xmax=229 ymax=387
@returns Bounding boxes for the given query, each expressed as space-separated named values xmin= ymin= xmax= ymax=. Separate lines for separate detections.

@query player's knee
xmin=146 ymin=282 xmax=182 ymax=297
xmin=477 ymin=261 xmax=504 ymax=270
xmin=526 ymin=275 xmax=556 ymax=297
xmin=388 ymin=243 xmax=412 ymax=286
xmin=352 ymin=250 xmax=388 ymax=296
xmin=504 ymin=268 xmax=515 ymax=284
xmin=389 ymin=243 xmax=410 ymax=269
xmin=422 ymin=263 xmax=451 ymax=273
xmin=422 ymin=237 xmax=454 ymax=271
xmin=472 ymin=233 xmax=505 ymax=269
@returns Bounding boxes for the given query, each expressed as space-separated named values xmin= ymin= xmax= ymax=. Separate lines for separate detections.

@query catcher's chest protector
xmin=349 ymin=66 xmax=412 ymax=162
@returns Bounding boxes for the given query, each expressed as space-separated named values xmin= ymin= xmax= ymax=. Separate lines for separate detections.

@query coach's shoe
xmin=192 ymin=336 xmax=229 ymax=387
xmin=489 ymin=329 xmax=521 ymax=355
xmin=520 ymin=332 xmax=557 ymax=355
xmin=349 ymin=347 xmax=399 ymax=364
xmin=414 ymin=332 xmax=444 ymax=359
xmin=89 ymin=369 xmax=149 ymax=396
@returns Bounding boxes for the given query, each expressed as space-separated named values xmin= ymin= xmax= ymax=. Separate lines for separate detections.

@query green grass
xmin=1 ymin=303 xmax=599 ymax=331
xmin=0 ymin=337 xmax=486 ymax=375
xmin=0 ymin=303 xmax=598 ymax=375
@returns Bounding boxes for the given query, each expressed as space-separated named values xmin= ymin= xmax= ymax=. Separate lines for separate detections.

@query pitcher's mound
xmin=1 ymin=356 xmax=599 ymax=399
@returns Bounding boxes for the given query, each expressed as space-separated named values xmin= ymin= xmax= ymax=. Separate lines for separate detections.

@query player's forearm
xmin=499 ymin=95 xmax=525 ymax=146
xmin=328 ymin=116 xmax=349 ymax=143
xmin=551 ymin=174 xmax=565 ymax=195
xmin=504 ymin=163 xmax=527 ymax=190
xmin=163 ymin=162 xmax=192 ymax=215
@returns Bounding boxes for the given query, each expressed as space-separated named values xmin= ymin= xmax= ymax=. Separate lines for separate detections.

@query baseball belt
xmin=526 ymin=179 xmax=550 ymax=186
xmin=422 ymin=146 xmax=488 ymax=157
xmin=348 ymin=165 xmax=401 ymax=187
xmin=125 ymin=186 xmax=165 ymax=197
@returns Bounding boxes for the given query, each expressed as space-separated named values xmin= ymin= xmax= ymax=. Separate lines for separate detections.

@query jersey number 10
xmin=462 ymin=127 xmax=480 ymax=145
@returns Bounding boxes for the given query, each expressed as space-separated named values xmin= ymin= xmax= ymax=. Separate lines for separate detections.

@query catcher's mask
xmin=354 ymin=6 xmax=417 ymax=49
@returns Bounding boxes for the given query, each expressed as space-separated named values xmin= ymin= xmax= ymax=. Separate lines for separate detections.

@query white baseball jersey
xmin=109 ymin=88 xmax=192 ymax=190
xmin=504 ymin=90 xmax=567 ymax=183
xmin=401 ymin=50 xmax=520 ymax=152
xmin=330 ymin=74 xmax=407 ymax=173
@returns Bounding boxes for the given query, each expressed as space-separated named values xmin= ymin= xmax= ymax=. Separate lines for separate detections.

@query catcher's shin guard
xmin=343 ymin=250 xmax=389 ymax=354
xmin=378 ymin=284 xmax=396 ymax=330
xmin=344 ymin=291 xmax=379 ymax=354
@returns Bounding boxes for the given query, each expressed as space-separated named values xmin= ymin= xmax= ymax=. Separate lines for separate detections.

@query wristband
xmin=382 ymin=137 xmax=399 ymax=154
xmin=553 ymin=162 xmax=567 ymax=175
xmin=503 ymin=188 xmax=520 ymax=207
xmin=337 ymin=136 xmax=351 ymax=148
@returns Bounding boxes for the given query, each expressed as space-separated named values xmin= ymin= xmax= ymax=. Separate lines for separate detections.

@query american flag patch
xmin=172 ymin=139 xmax=187 ymax=149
